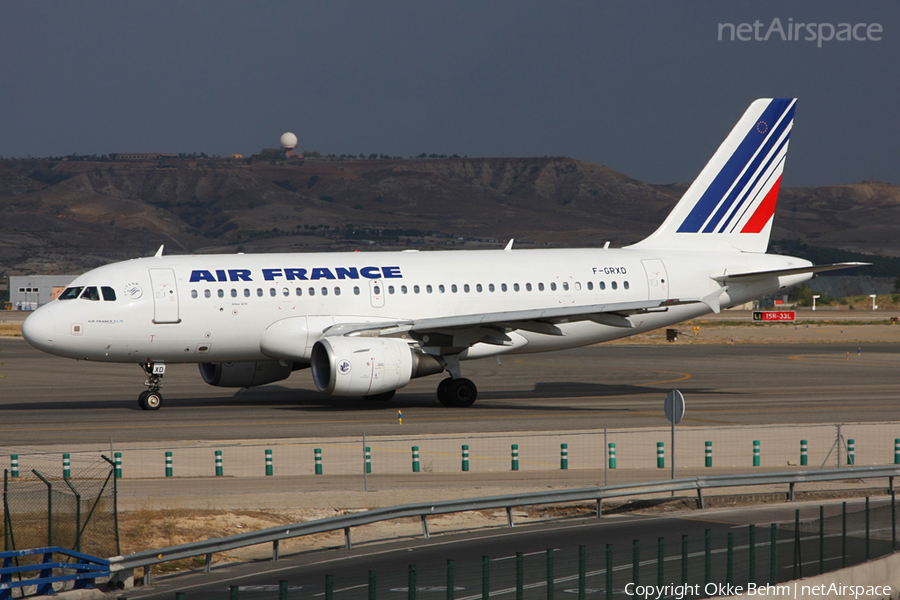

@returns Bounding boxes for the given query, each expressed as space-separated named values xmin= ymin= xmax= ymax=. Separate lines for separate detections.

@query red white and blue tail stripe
xmin=631 ymin=98 xmax=796 ymax=253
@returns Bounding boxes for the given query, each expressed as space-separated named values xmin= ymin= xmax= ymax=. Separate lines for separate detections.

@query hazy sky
xmin=2 ymin=1 xmax=897 ymax=186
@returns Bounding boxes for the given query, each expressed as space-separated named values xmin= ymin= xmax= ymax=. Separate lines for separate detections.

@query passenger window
xmin=388 ymin=286 xmax=395 ymax=294
xmin=476 ymin=284 xmax=483 ymax=292
xmin=525 ymin=283 xmax=532 ymax=292
xmin=372 ymin=286 xmax=379 ymax=295
xmin=439 ymin=285 xmax=445 ymax=293
xmin=550 ymin=282 xmax=557 ymax=291
xmin=231 ymin=289 xmax=238 ymax=298
xmin=463 ymin=284 xmax=470 ymax=293
xmin=334 ymin=287 xmax=341 ymax=296
xmin=563 ymin=282 xmax=569 ymax=291
xmin=269 ymin=288 xmax=276 ymax=297
xmin=489 ymin=284 xmax=495 ymax=292
xmin=587 ymin=282 xmax=593 ymax=290
xmin=623 ymin=281 xmax=630 ymax=290
xmin=80 ymin=287 xmax=100 ymax=301
xmin=205 ymin=290 xmax=212 ymax=298
xmin=354 ymin=286 xmax=360 ymax=295
xmin=101 ymin=286 xmax=117 ymax=301
xmin=414 ymin=285 xmax=420 ymax=294
xmin=514 ymin=283 xmax=520 ymax=292
xmin=217 ymin=289 xmax=224 ymax=298
xmin=611 ymin=281 xmax=618 ymax=290
xmin=244 ymin=289 xmax=250 ymax=297
xmin=321 ymin=287 xmax=328 ymax=296
xmin=257 ymin=288 xmax=263 ymax=297
xmin=575 ymin=282 xmax=582 ymax=291
xmin=501 ymin=284 xmax=508 ymax=292
xmin=283 ymin=288 xmax=289 ymax=297
xmin=309 ymin=287 xmax=316 ymax=296
xmin=538 ymin=283 xmax=545 ymax=291
xmin=296 ymin=288 xmax=303 ymax=296
xmin=191 ymin=290 xmax=198 ymax=299
xmin=401 ymin=285 xmax=408 ymax=294
xmin=59 ymin=287 xmax=84 ymax=300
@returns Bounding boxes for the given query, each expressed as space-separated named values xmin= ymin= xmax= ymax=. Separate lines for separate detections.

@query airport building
xmin=8 ymin=275 xmax=78 ymax=310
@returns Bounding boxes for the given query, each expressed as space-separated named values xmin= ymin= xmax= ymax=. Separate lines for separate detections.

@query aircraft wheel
xmin=139 ymin=391 xmax=163 ymax=411
xmin=363 ymin=390 xmax=396 ymax=402
xmin=436 ymin=377 xmax=454 ymax=406
xmin=447 ymin=378 xmax=477 ymax=407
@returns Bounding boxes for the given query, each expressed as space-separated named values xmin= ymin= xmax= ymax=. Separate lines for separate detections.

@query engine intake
xmin=311 ymin=337 xmax=443 ymax=396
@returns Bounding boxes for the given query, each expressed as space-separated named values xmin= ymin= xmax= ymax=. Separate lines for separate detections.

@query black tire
xmin=447 ymin=378 xmax=478 ymax=407
xmin=436 ymin=377 xmax=454 ymax=406
xmin=363 ymin=389 xmax=396 ymax=402
xmin=139 ymin=391 xmax=163 ymax=411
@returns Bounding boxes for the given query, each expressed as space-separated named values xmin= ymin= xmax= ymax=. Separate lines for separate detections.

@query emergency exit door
xmin=149 ymin=268 xmax=181 ymax=323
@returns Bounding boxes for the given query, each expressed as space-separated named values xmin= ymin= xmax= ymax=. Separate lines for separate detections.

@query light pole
xmin=812 ymin=295 xmax=820 ymax=311
xmin=870 ymin=294 xmax=877 ymax=311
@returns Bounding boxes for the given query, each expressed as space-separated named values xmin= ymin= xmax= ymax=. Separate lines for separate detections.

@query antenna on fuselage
xmin=154 ymin=245 xmax=165 ymax=257
xmin=504 ymin=239 xmax=514 ymax=251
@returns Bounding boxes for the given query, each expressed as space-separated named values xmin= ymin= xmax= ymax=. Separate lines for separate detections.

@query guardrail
xmin=0 ymin=546 xmax=110 ymax=600
xmin=109 ymin=465 xmax=900 ymax=580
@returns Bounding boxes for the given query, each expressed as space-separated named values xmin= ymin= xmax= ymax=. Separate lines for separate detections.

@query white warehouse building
xmin=9 ymin=275 xmax=78 ymax=310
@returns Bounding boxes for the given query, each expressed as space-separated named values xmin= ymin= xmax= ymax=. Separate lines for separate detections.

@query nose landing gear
xmin=138 ymin=362 xmax=165 ymax=410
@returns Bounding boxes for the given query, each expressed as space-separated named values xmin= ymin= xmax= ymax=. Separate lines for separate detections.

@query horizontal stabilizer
xmin=713 ymin=262 xmax=870 ymax=282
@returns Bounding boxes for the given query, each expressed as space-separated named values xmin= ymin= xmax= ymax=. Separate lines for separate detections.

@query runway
xmin=1 ymin=335 xmax=898 ymax=446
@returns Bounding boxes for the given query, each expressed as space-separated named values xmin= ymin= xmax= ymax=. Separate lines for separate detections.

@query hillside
xmin=1 ymin=157 xmax=899 ymax=275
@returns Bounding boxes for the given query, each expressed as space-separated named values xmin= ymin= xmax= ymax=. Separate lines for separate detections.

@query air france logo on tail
xmin=677 ymin=98 xmax=795 ymax=235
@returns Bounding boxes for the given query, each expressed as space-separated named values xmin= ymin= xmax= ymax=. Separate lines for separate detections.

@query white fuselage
xmin=22 ymin=246 xmax=812 ymax=365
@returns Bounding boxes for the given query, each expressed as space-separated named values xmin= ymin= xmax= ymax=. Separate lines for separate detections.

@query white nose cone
xmin=22 ymin=306 xmax=55 ymax=351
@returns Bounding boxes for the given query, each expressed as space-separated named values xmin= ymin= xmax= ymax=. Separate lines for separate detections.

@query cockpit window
xmin=101 ymin=286 xmax=117 ymax=301
xmin=80 ymin=286 xmax=101 ymax=301
xmin=59 ymin=287 xmax=84 ymax=300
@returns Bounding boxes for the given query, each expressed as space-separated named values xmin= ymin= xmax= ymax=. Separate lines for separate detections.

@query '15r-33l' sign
xmin=752 ymin=310 xmax=796 ymax=322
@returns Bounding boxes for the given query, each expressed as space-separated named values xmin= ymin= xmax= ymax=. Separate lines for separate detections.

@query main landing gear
xmin=138 ymin=362 xmax=165 ymax=411
xmin=435 ymin=355 xmax=478 ymax=407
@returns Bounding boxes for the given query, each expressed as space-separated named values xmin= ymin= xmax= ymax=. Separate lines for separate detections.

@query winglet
xmin=504 ymin=239 xmax=514 ymax=251
xmin=701 ymin=287 xmax=729 ymax=314
xmin=154 ymin=245 xmax=165 ymax=257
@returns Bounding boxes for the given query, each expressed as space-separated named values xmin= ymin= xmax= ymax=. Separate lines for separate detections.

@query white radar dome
xmin=280 ymin=132 xmax=298 ymax=149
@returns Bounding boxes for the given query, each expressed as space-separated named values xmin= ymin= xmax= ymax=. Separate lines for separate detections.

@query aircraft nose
xmin=22 ymin=306 xmax=56 ymax=351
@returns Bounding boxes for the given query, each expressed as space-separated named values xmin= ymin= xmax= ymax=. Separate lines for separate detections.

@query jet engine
xmin=199 ymin=360 xmax=300 ymax=388
xmin=311 ymin=337 xmax=444 ymax=396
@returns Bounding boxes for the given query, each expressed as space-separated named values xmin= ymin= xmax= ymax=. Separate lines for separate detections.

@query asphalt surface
xmin=1 ymin=334 xmax=899 ymax=446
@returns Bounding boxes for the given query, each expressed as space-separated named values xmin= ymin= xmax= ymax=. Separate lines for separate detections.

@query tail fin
xmin=630 ymin=98 xmax=796 ymax=253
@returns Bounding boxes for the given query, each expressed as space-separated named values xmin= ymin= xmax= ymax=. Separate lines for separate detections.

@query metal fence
xmin=4 ymin=423 xmax=899 ymax=487
xmin=167 ymin=497 xmax=899 ymax=600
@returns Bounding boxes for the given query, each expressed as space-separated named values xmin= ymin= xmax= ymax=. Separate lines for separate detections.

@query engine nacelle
xmin=311 ymin=337 xmax=443 ymax=396
xmin=199 ymin=360 xmax=298 ymax=388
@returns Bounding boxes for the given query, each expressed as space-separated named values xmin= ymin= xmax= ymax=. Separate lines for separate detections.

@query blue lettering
xmin=310 ymin=267 xmax=336 ymax=280
xmin=335 ymin=267 xmax=359 ymax=280
xmin=360 ymin=266 xmax=381 ymax=279
xmin=263 ymin=268 xmax=283 ymax=281
xmin=190 ymin=270 xmax=216 ymax=283
xmin=284 ymin=268 xmax=308 ymax=281
xmin=215 ymin=269 xmax=227 ymax=282
xmin=382 ymin=266 xmax=402 ymax=278
xmin=228 ymin=269 xmax=252 ymax=282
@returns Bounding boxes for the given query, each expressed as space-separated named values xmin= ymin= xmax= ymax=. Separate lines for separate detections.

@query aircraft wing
xmin=322 ymin=297 xmax=703 ymax=342
xmin=712 ymin=262 xmax=869 ymax=282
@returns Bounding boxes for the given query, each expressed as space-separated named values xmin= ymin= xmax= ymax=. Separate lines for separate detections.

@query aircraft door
xmin=641 ymin=259 xmax=669 ymax=302
xmin=149 ymin=268 xmax=181 ymax=323
xmin=369 ymin=279 xmax=384 ymax=308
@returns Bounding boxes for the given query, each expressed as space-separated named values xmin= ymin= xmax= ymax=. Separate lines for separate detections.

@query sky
xmin=1 ymin=1 xmax=898 ymax=187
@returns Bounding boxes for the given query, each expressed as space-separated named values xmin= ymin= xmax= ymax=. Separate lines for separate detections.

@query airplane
xmin=21 ymin=98 xmax=865 ymax=410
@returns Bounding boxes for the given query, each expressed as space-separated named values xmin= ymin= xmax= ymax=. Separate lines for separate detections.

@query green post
xmin=215 ymin=450 xmax=223 ymax=476
xmin=9 ymin=455 xmax=17 ymax=478
xmin=409 ymin=564 xmax=417 ymax=600
xmin=114 ymin=452 xmax=122 ymax=478
xmin=657 ymin=442 xmax=664 ymax=468
xmin=605 ymin=544 xmax=613 ymax=600
xmin=279 ymin=580 xmax=288 ymax=600
xmin=578 ymin=546 xmax=586 ymax=600
xmin=608 ymin=443 xmax=616 ymax=469
xmin=801 ymin=440 xmax=808 ymax=466
xmin=657 ymin=537 xmax=664 ymax=586
xmin=368 ymin=570 xmax=376 ymax=600
xmin=325 ymin=574 xmax=334 ymax=600
xmin=482 ymin=556 xmax=490 ymax=600
xmin=176 ymin=593 xmax=185 ymax=600
xmin=315 ymin=448 xmax=323 ymax=475
xmin=632 ymin=539 xmax=639 ymax=588
xmin=230 ymin=585 xmax=238 ymax=600
xmin=753 ymin=440 xmax=760 ymax=466
xmin=560 ymin=444 xmax=568 ymax=470
xmin=4 ymin=469 xmax=10 ymax=551
xmin=265 ymin=449 xmax=273 ymax=476
xmin=412 ymin=446 xmax=420 ymax=473
xmin=847 ymin=439 xmax=855 ymax=465
xmin=546 ymin=548 xmax=554 ymax=600
xmin=62 ymin=454 xmax=70 ymax=479
xmin=516 ymin=552 xmax=524 ymax=600
xmin=365 ymin=447 xmax=371 ymax=474
xmin=705 ymin=441 xmax=712 ymax=467
xmin=770 ymin=524 xmax=777 ymax=584
xmin=447 ymin=559 xmax=455 ymax=600
xmin=895 ymin=439 xmax=900 ymax=465
xmin=165 ymin=451 xmax=173 ymax=477
xmin=511 ymin=444 xmax=518 ymax=471
xmin=462 ymin=445 xmax=469 ymax=472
